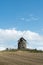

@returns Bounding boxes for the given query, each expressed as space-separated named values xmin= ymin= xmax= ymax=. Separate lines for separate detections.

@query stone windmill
xmin=18 ymin=37 xmax=27 ymax=49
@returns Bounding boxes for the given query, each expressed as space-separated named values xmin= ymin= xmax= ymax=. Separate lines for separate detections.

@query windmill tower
xmin=18 ymin=37 xmax=27 ymax=49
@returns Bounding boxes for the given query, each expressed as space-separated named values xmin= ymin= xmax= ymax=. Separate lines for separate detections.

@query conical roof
xmin=19 ymin=37 xmax=26 ymax=42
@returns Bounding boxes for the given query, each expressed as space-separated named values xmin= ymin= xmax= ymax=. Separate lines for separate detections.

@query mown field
xmin=0 ymin=51 xmax=43 ymax=65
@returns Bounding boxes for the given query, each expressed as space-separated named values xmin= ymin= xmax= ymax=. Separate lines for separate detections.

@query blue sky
xmin=0 ymin=0 xmax=43 ymax=50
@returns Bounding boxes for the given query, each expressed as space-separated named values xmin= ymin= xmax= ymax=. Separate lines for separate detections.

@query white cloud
xmin=0 ymin=47 xmax=5 ymax=51
xmin=0 ymin=28 xmax=43 ymax=50
xmin=18 ymin=14 xmax=39 ymax=22
xmin=19 ymin=17 xmax=38 ymax=22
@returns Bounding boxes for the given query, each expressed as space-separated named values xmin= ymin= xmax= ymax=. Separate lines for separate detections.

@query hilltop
xmin=0 ymin=50 xmax=43 ymax=65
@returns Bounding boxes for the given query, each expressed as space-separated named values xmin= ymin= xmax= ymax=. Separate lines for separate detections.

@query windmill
xmin=18 ymin=37 xmax=27 ymax=49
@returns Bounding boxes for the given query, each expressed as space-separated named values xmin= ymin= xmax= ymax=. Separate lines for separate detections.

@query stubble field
xmin=0 ymin=51 xmax=43 ymax=65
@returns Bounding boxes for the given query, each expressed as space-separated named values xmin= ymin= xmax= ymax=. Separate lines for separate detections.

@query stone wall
xmin=18 ymin=37 xmax=26 ymax=49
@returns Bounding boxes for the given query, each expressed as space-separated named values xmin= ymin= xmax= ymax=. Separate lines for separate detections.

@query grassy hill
xmin=0 ymin=50 xmax=43 ymax=65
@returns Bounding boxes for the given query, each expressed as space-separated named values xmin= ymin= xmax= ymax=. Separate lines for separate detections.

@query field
xmin=0 ymin=50 xmax=43 ymax=65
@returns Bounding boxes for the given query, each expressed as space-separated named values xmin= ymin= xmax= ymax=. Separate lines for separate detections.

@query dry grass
xmin=0 ymin=50 xmax=43 ymax=65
